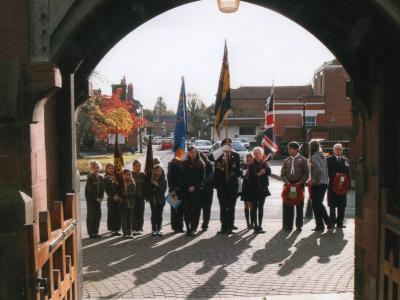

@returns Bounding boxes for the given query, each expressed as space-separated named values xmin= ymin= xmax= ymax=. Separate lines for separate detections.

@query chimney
xmin=127 ymin=83 xmax=134 ymax=100
xmin=121 ymin=76 xmax=126 ymax=85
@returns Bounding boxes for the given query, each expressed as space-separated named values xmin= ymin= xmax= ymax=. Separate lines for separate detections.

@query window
xmin=239 ymin=126 xmax=256 ymax=135
xmin=304 ymin=116 xmax=316 ymax=127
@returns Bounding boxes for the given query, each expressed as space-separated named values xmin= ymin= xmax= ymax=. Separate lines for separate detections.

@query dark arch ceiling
xmin=52 ymin=0 xmax=400 ymax=109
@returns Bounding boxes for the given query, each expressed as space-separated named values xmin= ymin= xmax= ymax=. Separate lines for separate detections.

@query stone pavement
xmin=82 ymin=219 xmax=354 ymax=299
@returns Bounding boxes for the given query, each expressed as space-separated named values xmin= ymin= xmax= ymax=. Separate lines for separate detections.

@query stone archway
xmin=0 ymin=1 xmax=399 ymax=299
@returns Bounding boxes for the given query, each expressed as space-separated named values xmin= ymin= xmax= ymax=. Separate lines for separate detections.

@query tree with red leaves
xmin=89 ymin=88 xmax=146 ymax=141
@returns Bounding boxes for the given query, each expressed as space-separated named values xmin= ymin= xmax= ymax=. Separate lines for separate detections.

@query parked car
xmin=160 ymin=138 xmax=173 ymax=150
xmin=233 ymin=138 xmax=250 ymax=149
xmin=194 ymin=140 xmax=213 ymax=154
xmin=210 ymin=140 xmax=248 ymax=165
xmin=153 ymin=136 xmax=163 ymax=145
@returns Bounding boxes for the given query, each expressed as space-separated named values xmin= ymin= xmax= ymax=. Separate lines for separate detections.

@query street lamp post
xmin=162 ymin=121 xmax=166 ymax=137
xmin=302 ymin=97 xmax=313 ymax=219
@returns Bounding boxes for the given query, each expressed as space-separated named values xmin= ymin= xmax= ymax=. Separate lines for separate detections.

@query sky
xmin=92 ymin=0 xmax=335 ymax=111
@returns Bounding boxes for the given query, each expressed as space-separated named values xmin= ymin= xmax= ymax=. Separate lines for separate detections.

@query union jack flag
xmin=262 ymin=86 xmax=278 ymax=160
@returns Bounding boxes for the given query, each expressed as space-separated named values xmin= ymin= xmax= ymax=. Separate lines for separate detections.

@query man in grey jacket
xmin=309 ymin=140 xmax=332 ymax=232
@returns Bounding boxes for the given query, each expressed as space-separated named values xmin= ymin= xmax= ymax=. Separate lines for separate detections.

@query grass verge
xmin=77 ymin=153 xmax=143 ymax=174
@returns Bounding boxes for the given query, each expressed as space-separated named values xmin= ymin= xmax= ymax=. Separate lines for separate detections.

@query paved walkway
xmin=82 ymin=220 xmax=354 ymax=299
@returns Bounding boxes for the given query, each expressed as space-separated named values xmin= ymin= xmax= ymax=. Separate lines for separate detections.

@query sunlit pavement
xmin=81 ymin=147 xmax=354 ymax=299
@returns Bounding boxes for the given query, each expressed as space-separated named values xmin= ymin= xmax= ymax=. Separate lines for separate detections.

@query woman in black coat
xmin=180 ymin=145 xmax=205 ymax=236
xmin=248 ymin=147 xmax=271 ymax=234
xmin=241 ymin=152 xmax=255 ymax=229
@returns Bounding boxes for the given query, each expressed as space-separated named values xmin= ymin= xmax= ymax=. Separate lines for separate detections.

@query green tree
xmin=143 ymin=108 xmax=154 ymax=122
xmin=187 ymin=93 xmax=209 ymax=138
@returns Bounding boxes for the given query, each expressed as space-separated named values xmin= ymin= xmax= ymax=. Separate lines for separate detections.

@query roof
xmin=153 ymin=115 xmax=176 ymax=122
xmin=231 ymin=85 xmax=314 ymax=99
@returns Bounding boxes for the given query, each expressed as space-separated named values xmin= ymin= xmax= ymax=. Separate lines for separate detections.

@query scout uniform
xmin=120 ymin=179 xmax=136 ymax=237
xmin=281 ymin=153 xmax=309 ymax=230
xmin=104 ymin=174 xmax=122 ymax=235
xmin=85 ymin=173 xmax=105 ymax=237
xmin=131 ymin=171 xmax=148 ymax=232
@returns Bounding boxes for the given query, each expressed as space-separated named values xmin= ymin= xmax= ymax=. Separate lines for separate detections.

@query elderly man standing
xmin=280 ymin=141 xmax=309 ymax=231
xmin=327 ymin=143 xmax=351 ymax=228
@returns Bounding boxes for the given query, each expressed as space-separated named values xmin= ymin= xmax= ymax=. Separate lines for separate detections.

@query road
xmin=78 ymin=146 xmax=355 ymax=225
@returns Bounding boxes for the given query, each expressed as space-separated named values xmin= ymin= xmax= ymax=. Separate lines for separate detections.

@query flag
xmin=262 ymin=86 xmax=279 ymax=160
xmin=173 ymin=77 xmax=188 ymax=159
xmin=144 ymin=135 xmax=154 ymax=179
xmin=114 ymin=132 xmax=124 ymax=182
xmin=214 ymin=41 xmax=232 ymax=139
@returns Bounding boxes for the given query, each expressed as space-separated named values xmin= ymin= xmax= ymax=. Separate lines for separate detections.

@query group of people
xmin=84 ymin=138 xmax=351 ymax=239
xmin=281 ymin=141 xmax=351 ymax=232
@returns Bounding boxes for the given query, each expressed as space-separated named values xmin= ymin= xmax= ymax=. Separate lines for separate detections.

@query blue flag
xmin=173 ymin=77 xmax=188 ymax=159
xmin=214 ymin=41 xmax=232 ymax=139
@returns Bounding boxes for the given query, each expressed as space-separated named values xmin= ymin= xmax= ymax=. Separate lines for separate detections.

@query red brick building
xmin=153 ymin=115 xmax=176 ymax=137
xmin=214 ymin=59 xmax=355 ymax=159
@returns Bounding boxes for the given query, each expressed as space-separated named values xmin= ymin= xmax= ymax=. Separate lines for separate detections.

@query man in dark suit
xmin=327 ymin=143 xmax=351 ymax=228
xmin=209 ymin=138 xmax=241 ymax=234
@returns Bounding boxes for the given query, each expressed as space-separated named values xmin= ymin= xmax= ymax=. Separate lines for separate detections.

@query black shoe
xmin=296 ymin=227 xmax=302 ymax=232
xmin=227 ymin=230 xmax=235 ymax=234
xmin=258 ymin=228 xmax=265 ymax=234
xmin=217 ymin=230 xmax=227 ymax=234
xmin=283 ymin=228 xmax=293 ymax=232
xmin=91 ymin=234 xmax=101 ymax=238
xmin=337 ymin=225 xmax=346 ymax=228
xmin=123 ymin=235 xmax=133 ymax=239
xmin=114 ymin=232 xmax=122 ymax=236
xmin=247 ymin=224 xmax=254 ymax=229
xmin=312 ymin=227 xmax=325 ymax=232
xmin=232 ymin=225 xmax=238 ymax=230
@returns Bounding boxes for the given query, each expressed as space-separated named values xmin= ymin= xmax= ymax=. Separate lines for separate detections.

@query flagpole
xmin=224 ymin=118 xmax=228 ymax=139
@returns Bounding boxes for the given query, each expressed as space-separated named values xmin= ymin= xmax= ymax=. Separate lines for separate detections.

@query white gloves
xmin=222 ymin=145 xmax=231 ymax=152
xmin=212 ymin=148 xmax=225 ymax=160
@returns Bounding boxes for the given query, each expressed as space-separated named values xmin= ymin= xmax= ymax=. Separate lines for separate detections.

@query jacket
xmin=85 ymin=173 xmax=105 ymax=202
xmin=310 ymin=151 xmax=329 ymax=185
xmin=104 ymin=175 xmax=117 ymax=199
xmin=167 ymin=158 xmax=182 ymax=195
xmin=281 ymin=154 xmax=309 ymax=184
xmin=120 ymin=180 xmax=136 ymax=208
xmin=249 ymin=159 xmax=272 ymax=197
xmin=132 ymin=172 xmax=148 ymax=201
xmin=180 ymin=160 xmax=205 ymax=192
xmin=149 ymin=176 xmax=167 ymax=205
xmin=327 ymin=155 xmax=351 ymax=206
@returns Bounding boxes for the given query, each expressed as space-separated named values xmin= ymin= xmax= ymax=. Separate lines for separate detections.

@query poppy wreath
xmin=332 ymin=173 xmax=350 ymax=195
xmin=281 ymin=184 xmax=304 ymax=206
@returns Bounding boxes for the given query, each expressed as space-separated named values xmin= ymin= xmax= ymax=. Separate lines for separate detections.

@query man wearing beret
xmin=209 ymin=138 xmax=241 ymax=234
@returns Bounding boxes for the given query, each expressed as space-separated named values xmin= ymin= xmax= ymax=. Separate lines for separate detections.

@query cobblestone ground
xmin=82 ymin=219 xmax=354 ymax=299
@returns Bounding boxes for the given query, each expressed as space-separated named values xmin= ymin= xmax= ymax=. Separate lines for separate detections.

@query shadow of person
xmin=246 ymin=230 xmax=299 ymax=274
xmin=278 ymin=230 xmax=348 ymax=276
xmin=188 ymin=266 xmax=227 ymax=299
xmin=132 ymin=229 xmax=257 ymax=299
xmin=82 ymin=231 xmax=193 ymax=284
